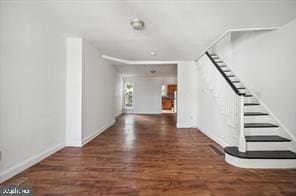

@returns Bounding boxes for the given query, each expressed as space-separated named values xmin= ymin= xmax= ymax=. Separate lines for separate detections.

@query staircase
xmin=206 ymin=52 xmax=296 ymax=168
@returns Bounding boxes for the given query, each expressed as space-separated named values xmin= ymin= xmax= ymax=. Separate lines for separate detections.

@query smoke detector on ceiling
xmin=130 ymin=19 xmax=145 ymax=30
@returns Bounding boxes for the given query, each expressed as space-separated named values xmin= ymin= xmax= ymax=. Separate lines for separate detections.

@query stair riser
xmin=244 ymin=106 xmax=261 ymax=112
xmin=233 ymin=83 xmax=244 ymax=88
xmin=245 ymin=127 xmax=279 ymax=135
xmin=220 ymin=67 xmax=229 ymax=71
xmin=244 ymin=97 xmax=257 ymax=103
xmin=229 ymin=77 xmax=239 ymax=81
xmin=247 ymin=142 xmax=291 ymax=151
xmin=238 ymin=89 xmax=246 ymax=94
xmin=225 ymin=154 xmax=296 ymax=168
xmin=244 ymin=116 xmax=270 ymax=123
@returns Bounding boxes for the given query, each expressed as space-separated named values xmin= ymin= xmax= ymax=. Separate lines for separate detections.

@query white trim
xmin=225 ymin=153 xmax=296 ymax=169
xmin=65 ymin=139 xmax=82 ymax=147
xmin=82 ymin=120 xmax=115 ymax=146
xmin=176 ymin=123 xmax=196 ymax=128
xmin=124 ymin=112 xmax=161 ymax=115
xmin=280 ymin=18 xmax=296 ymax=29
xmin=0 ymin=142 xmax=65 ymax=183
xmin=115 ymin=112 xmax=122 ymax=118
xmin=196 ymin=126 xmax=229 ymax=148
xmin=195 ymin=27 xmax=280 ymax=62
xmin=101 ymin=55 xmax=179 ymax=65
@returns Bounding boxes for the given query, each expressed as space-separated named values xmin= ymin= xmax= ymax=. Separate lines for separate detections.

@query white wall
xmin=122 ymin=77 xmax=177 ymax=114
xmin=0 ymin=2 xmax=119 ymax=180
xmin=66 ymin=38 xmax=83 ymax=147
xmin=114 ymin=73 xmax=123 ymax=117
xmin=196 ymin=56 xmax=238 ymax=147
xmin=66 ymin=39 xmax=117 ymax=146
xmin=177 ymin=61 xmax=197 ymax=128
xmin=82 ymin=41 xmax=116 ymax=143
xmin=0 ymin=3 xmax=66 ymax=181
xmin=213 ymin=20 xmax=296 ymax=141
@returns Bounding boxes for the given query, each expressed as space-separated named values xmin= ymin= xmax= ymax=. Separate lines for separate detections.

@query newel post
xmin=238 ymin=95 xmax=246 ymax=152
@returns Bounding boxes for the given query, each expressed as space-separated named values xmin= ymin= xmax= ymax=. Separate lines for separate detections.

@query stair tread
xmin=245 ymin=94 xmax=253 ymax=97
xmin=237 ymin=87 xmax=246 ymax=89
xmin=245 ymin=123 xmax=279 ymax=128
xmin=223 ymin=70 xmax=231 ymax=72
xmin=245 ymin=135 xmax=291 ymax=142
xmin=244 ymin=103 xmax=260 ymax=106
xmin=225 ymin=147 xmax=296 ymax=159
xmin=219 ymin=65 xmax=227 ymax=67
xmin=227 ymin=75 xmax=235 ymax=77
xmin=232 ymin=81 xmax=240 ymax=83
xmin=244 ymin=112 xmax=268 ymax=116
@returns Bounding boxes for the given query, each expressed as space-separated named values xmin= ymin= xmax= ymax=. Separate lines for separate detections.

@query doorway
xmin=161 ymin=84 xmax=177 ymax=113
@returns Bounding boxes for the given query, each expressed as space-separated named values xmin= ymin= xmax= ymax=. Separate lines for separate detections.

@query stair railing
xmin=205 ymin=52 xmax=246 ymax=152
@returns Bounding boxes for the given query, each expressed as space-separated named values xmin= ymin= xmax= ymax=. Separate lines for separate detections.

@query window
xmin=124 ymin=82 xmax=134 ymax=108
xmin=161 ymin=85 xmax=167 ymax=96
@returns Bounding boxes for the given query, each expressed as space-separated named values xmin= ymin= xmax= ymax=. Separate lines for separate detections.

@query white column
xmin=66 ymin=38 xmax=83 ymax=147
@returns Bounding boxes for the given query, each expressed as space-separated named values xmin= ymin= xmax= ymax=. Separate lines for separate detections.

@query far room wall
xmin=122 ymin=76 xmax=177 ymax=114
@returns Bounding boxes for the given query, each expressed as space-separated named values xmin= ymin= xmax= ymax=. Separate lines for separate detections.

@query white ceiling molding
xmin=101 ymin=54 xmax=179 ymax=65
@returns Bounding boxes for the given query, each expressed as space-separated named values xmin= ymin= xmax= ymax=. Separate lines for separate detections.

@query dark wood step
xmin=224 ymin=147 xmax=296 ymax=159
xmin=219 ymin=65 xmax=227 ymax=67
xmin=223 ymin=70 xmax=231 ymax=72
xmin=244 ymin=103 xmax=259 ymax=106
xmin=245 ymin=94 xmax=253 ymax=97
xmin=244 ymin=112 xmax=268 ymax=116
xmin=215 ymin=61 xmax=223 ymax=63
xmin=237 ymin=87 xmax=246 ymax=89
xmin=244 ymin=123 xmax=279 ymax=128
xmin=232 ymin=81 xmax=240 ymax=83
xmin=245 ymin=135 xmax=291 ymax=142
xmin=227 ymin=75 xmax=236 ymax=77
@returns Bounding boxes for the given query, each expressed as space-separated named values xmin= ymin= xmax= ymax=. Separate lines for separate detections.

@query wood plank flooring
xmin=2 ymin=114 xmax=296 ymax=195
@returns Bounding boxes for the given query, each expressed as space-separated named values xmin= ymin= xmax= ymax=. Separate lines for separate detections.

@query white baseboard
xmin=115 ymin=112 xmax=122 ymax=118
xmin=124 ymin=112 xmax=162 ymax=115
xmin=65 ymin=139 xmax=82 ymax=147
xmin=0 ymin=141 xmax=65 ymax=183
xmin=82 ymin=120 xmax=115 ymax=146
xmin=176 ymin=123 xmax=196 ymax=128
xmin=196 ymin=126 xmax=229 ymax=147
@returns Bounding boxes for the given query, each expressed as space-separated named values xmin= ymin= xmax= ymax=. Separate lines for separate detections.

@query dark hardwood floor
xmin=2 ymin=114 xmax=296 ymax=195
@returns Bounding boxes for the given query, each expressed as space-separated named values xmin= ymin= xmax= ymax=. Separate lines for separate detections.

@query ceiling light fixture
xmin=150 ymin=51 xmax=156 ymax=56
xmin=130 ymin=18 xmax=145 ymax=30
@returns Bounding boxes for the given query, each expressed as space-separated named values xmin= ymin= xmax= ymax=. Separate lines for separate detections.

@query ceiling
xmin=114 ymin=64 xmax=177 ymax=77
xmin=15 ymin=0 xmax=296 ymax=61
